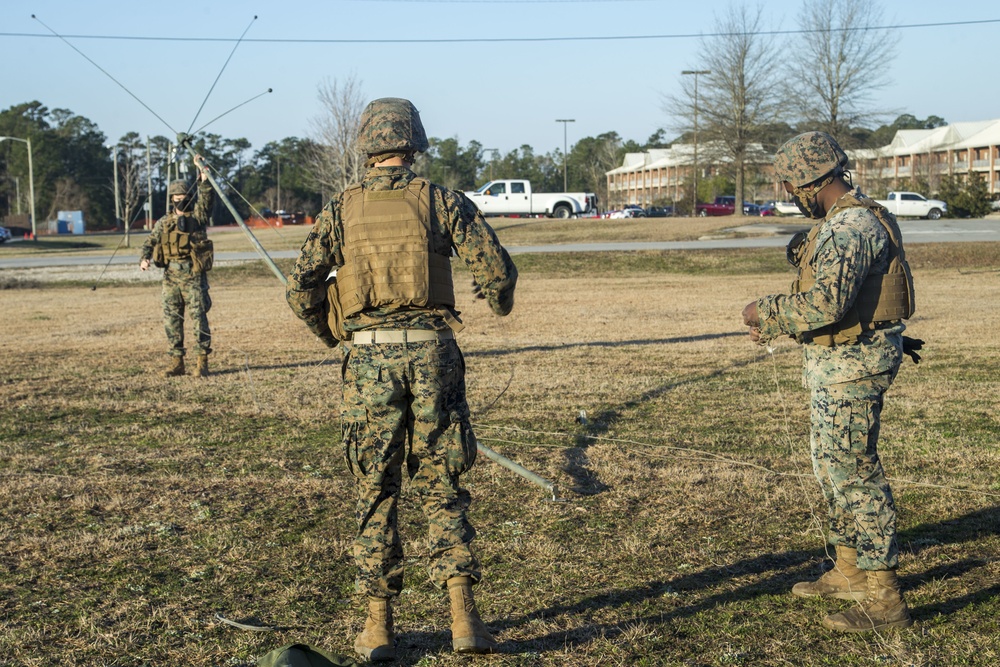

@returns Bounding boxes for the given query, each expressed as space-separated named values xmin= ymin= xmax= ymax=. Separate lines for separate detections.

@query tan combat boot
xmin=193 ymin=354 xmax=209 ymax=377
xmin=792 ymin=545 xmax=867 ymax=601
xmin=164 ymin=356 xmax=186 ymax=377
xmin=822 ymin=569 xmax=913 ymax=632
xmin=447 ymin=576 xmax=497 ymax=654
xmin=354 ymin=597 xmax=395 ymax=662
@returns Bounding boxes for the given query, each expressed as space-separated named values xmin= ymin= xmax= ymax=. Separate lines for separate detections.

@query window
xmin=487 ymin=183 xmax=506 ymax=196
xmin=902 ymin=194 xmax=921 ymax=201
xmin=510 ymin=182 xmax=525 ymax=194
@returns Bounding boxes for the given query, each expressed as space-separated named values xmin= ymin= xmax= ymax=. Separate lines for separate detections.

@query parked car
xmin=758 ymin=203 xmax=777 ymax=217
xmin=645 ymin=205 xmax=674 ymax=217
xmin=695 ymin=196 xmax=760 ymax=217
xmin=0 ymin=225 xmax=11 ymax=243
xmin=773 ymin=201 xmax=803 ymax=216
xmin=875 ymin=191 xmax=947 ymax=219
xmin=605 ymin=208 xmax=646 ymax=219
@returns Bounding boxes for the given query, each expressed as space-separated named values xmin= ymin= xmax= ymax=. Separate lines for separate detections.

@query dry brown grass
xmin=0 ymin=242 xmax=998 ymax=666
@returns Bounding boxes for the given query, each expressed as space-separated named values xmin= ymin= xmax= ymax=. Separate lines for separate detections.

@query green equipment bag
xmin=191 ymin=238 xmax=214 ymax=273
xmin=257 ymin=643 xmax=362 ymax=667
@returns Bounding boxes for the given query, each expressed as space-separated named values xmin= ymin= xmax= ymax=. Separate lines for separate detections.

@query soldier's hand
xmin=902 ymin=336 xmax=924 ymax=364
xmin=193 ymin=154 xmax=209 ymax=181
xmin=319 ymin=332 xmax=339 ymax=349
xmin=140 ymin=258 xmax=150 ymax=271
xmin=471 ymin=279 xmax=485 ymax=300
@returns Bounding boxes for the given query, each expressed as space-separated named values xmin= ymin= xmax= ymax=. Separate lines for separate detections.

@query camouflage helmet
xmin=773 ymin=132 xmax=849 ymax=188
xmin=356 ymin=97 xmax=429 ymax=156
xmin=168 ymin=179 xmax=191 ymax=197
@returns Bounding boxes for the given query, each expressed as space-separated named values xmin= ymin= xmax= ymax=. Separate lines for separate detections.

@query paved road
xmin=1 ymin=218 xmax=997 ymax=269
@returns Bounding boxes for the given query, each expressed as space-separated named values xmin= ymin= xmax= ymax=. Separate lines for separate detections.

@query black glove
xmin=471 ymin=279 xmax=485 ymax=300
xmin=902 ymin=336 xmax=924 ymax=364
xmin=319 ymin=332 xmax=339 ymax=349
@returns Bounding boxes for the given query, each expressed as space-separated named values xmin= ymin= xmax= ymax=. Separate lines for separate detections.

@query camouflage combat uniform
xmin=755 ymin=189 xmax=905 ymax=571
xmin=141 ymin=180 xmax=215 ymax=358
xmin=286 ymin=165 xmax=517 ymax=598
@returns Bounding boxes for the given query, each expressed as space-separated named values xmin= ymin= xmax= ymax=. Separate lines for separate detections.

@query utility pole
xmin=483 ymin=148 xmax=497 ymax=182
xmin=681 ymin=70 xmax=710 ymax=217
xmin=556 ymin=119 xmax=575 ymax=191
xmin=0 ymin=136 xmax=36 ymax=239
xmin=146 ymin=137 xmax=153 ymax=231
xmin=112 ymin=144 xmax=123 ymax=243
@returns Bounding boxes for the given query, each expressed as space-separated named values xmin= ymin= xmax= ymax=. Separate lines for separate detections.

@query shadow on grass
xmin=474 ymin=504 xmax=1000 ymax=658
xmin=463 ymin=330 xmax=747 ymax=360
xmin=206 ymin=358 xmax=343 ymax=377
xmin=558 ymin=336 xmax=789 ymax=496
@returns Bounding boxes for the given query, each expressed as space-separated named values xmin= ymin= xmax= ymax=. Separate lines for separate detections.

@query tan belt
xmin=352 ymin=329 xmax=455 ymax=345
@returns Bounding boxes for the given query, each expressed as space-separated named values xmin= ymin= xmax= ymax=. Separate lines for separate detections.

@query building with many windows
xmin=850 ymin=119 xmax=1000 ymax=199
xmin=604 ymin=142 xmax=777 ymax=212
xmin=606 ymin=119 xmax=1000 ymax=213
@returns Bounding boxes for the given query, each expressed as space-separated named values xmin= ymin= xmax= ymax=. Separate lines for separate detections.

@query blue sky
xmin=2 ymin=0 xmax=998 ymax=156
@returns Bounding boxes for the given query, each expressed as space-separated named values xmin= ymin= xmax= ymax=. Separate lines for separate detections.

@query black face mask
xmin=792 ymin=192 xmax=824 ymax=219
xmin=789 ymin=172 xmax=837 ymax=220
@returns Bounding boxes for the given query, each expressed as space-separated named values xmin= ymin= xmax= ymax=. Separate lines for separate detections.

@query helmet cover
xmin=356 ymin=97 xmax=429 ymax=156
xmin=773 ymin=132 xmax=849 ymax=188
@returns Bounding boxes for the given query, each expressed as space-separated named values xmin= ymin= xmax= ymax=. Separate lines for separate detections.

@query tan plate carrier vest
xmin=791 ymin=192 xmax=915 ymax=346
xmin=152 ymin=215 xmax=213 ymax=273
xmin=333 ymin=178 xmax=456 ymax=324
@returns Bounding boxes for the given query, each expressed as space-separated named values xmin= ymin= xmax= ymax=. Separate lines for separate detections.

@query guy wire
xmin=187 ymin=15 xmax=259 ymax=135
xmin=32 ymin=14 xmax=177 ymax=135
xmin=93 ymin=204 xmax=152 ymax=287
xmin=191 ymin=88 xmax=273 ymax=136
xmin=200 ymin=160 xmax=291 ymax=243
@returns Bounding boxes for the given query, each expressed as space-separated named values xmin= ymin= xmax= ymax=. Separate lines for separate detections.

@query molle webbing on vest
xmin=163 ymin=219 xmax=193 ymax=262
xmin=336 ymin=179 xmax=456 ymax=318
xmin=794 ymin=193 xmax=915 ymax=346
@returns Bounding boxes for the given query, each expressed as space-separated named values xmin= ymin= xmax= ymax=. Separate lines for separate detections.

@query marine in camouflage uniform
xmin=743 ymin=132 xmax=916 ymax=633
xmin=286 ymin=98 xmax=516 ymax=661
xmin=140 ymin=155 xmax=215 ymax=377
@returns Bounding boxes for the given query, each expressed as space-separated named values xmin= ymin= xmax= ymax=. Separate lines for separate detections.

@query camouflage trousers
xmin=809 ymin=370 xmax=899 ymax=570
xmin=162 ymin=263 xmax=212 ymax=357
xmin=341 ymin=338 xmax=480 ymax=599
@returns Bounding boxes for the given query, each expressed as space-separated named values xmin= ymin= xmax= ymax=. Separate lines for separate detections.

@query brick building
xmin=605 ymin=119 xmax=1000 ymax=211
xmin=849 ymin=118 xmax=1000 ymax=199
xmin=604 ymin=142 xmax=776 ymax=211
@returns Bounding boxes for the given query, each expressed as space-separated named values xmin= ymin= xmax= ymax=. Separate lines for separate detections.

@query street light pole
xmin=681 ymin=70 xmax=710 ymax=217
xmin=555 ymin=119 xmax=576 ymax=191
xmin=0 ymin=135 xmax=36 ymax=239
xmin=483 ymin=148 xmax=498 ymax=182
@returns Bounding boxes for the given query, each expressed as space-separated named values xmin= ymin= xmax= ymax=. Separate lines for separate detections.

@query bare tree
xmin=114 ymin=133 xmax=147 ymax=231
xmin=790 ymin=0 xmax=898 ymax=145
xmin=666 ymin=3 xmax=784 ymax=212
xmin=306 ymin=75 xmax=366 ymax=202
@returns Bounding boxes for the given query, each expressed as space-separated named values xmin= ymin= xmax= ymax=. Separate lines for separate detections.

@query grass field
xmin=1 ymin=225 xmax=998 ymax=666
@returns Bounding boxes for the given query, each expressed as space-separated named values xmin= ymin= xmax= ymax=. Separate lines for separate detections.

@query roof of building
xmin=607 ymin=142 xmax=768 ymax=175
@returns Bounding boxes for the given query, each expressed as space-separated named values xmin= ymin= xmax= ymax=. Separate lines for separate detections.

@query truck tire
xmin=552 ymin=204 xmax=572 ymax=219
xmin=926 ymin=207 xmax=942 ymax=220
xmin=698 ymin=209 xmax=708 ymax=217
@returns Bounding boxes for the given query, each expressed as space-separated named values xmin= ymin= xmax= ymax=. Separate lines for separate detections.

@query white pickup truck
xmin=876 ymin=191 xmax=947 ymax=220
xmin=465 ymin=179 xmax=597 ymax=219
